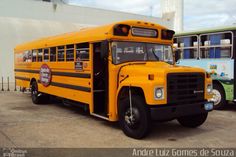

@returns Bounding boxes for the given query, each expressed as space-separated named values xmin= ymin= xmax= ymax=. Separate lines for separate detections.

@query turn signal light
xmin=148 ymin=74 xmax=154 ymax=80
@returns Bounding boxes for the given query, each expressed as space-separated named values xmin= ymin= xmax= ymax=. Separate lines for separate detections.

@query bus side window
xmin=23 ymin=50 xmax=32 ymax=62
xmin=32 ymin=50 xmax=37 ymax=62
xmin=182 ymin=36 xmax=198 ymax=59
xmin=76 ymin=43 xmax=89 ymax=61
xmin=209 ymin=34 xmax=222 ymax=58
xmin=66 ymin=44 xmax=74 ymax=61
xmin=43 ymin=48 xmax=49 ymax=62
xmin=50 ymin=47 xmax=56 ymax=62
xmin=221 ymin=33 xmax=232 ymax=58
xmin=175 ymin=36 xmax=198 ymax=60
xmin=58 ymin=46 xmax=65 ymax=62
xmin=200 ymin=32 xmax=232 ymax=59
xmin=38 ymin=49 xmax=43 ymax=62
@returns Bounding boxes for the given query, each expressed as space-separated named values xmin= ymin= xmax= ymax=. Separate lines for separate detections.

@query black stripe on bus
xmin=15 ymin=69 xmax=91 ymax=79
xmin=38 ymin=80 xmax=91 ymax=92
xmin=15 ymin=76 xmax=30 ymax=81
xmin=51 ymin=71 xmax=91 ymax=78
xmin=15 ymin=69 xmax=39 ymax=73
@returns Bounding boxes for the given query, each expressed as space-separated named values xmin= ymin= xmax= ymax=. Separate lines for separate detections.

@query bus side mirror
xmin=174 ymin=49 xmax=181 ymax=63
xmin=101 ymin=40 xmax=109 ymax=59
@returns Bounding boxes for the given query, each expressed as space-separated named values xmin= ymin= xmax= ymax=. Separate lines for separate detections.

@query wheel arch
xmin=117 ymin=86 xmax=146 ymax=110
xmin=213 ymin=80 xmax=225 ymax=94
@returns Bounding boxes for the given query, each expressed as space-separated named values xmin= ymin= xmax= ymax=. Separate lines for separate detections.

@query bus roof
xmin=15 ymin=20 xmax=167 ymax=51
xmin=175 ymin=25 xmax=236 ymax=36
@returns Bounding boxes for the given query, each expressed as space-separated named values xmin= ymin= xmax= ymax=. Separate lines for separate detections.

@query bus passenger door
xmin=92 ymin=42 xmax=109 ymax=118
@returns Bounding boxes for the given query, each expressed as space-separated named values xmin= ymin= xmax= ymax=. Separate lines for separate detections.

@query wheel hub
xmin=124 ymin=108 xmax=140 ymax=128
xmin=212 ymin=89 xmax=221 ymax=106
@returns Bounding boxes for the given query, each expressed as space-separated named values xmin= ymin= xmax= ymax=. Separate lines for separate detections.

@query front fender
xmin=117 ymin=76 xmax=167 ymax=105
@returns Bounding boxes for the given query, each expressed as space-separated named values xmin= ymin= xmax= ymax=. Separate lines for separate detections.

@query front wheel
xmin=118 ymin=95 xmax=150 ymax=139
xmin=212 ymin=83 xmax=226 ymax=110
xmin=177 ymin=113 xmax=208 ymax=128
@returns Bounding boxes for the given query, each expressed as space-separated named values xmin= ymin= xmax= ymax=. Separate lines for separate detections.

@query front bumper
xmin=150 ymin=101 xmax=213 ymax=121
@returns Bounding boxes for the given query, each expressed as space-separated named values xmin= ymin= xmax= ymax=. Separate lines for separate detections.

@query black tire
xmin=177 ymin=113 xmax=208 ymax=128
xmin=212 ymin=83 xmax=226 ymax=110
xmin=118 ymin=95 xmax=150 ymax=139
xmin=31 ymin=81 xmax=49 ymax=104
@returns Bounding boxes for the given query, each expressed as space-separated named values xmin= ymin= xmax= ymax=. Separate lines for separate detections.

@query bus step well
xmin=91 ymin=113 xmax=109 ymax=120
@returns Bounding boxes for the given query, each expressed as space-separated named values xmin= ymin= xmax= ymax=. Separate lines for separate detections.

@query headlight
xmin=207 ymin=84 xmax=213 ymax=93
xmin=154 ymin=87 xmax=164 ymax=100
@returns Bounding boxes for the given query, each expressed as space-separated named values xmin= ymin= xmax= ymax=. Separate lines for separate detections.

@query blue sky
xmin=68 ymin=0 xmax=236 ymax=31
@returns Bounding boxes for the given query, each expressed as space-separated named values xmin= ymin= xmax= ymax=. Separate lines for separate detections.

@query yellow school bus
xmin=14 ymin=20 xmax=213 ymax=139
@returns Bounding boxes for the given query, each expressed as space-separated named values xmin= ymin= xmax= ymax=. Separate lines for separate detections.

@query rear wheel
xmin=177 ymin=113 xmax=208 ymax=128
xmin=31 ymin=81 xmax=49 ymax=104
xmin=118 ymin=95 xmax=150 ymax=139
xmin=212 ymin=83 xmax=226 ymax=110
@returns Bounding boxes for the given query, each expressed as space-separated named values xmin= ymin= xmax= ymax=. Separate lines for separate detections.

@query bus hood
xmin=119 ymin=62 xmax=206 ymax=79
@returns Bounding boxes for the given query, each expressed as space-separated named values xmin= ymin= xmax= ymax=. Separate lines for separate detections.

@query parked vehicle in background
xmin=174 ymin=26 xmax=236 ymax=109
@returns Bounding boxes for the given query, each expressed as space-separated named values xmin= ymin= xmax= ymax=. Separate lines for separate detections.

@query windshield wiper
xmin=151 ymin=48 xmax=159 ymax=61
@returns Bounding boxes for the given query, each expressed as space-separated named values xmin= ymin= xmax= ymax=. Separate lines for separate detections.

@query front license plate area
xmin=204 ymin=102 xmax=213 ymax=111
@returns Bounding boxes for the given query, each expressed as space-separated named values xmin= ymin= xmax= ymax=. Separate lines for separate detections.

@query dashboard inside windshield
xmin=111 ymin=41 xmax=173 ymax=64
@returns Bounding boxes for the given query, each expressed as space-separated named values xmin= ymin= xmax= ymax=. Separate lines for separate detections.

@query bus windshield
xmin=111 ymin=41 xmax=173 ymax=64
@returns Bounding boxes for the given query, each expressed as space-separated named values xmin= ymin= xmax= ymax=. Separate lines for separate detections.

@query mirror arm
xmin=172 ymin=47 xmax=177 ymax=65
xmin=172 ymin=46 xmax=180 ymax=65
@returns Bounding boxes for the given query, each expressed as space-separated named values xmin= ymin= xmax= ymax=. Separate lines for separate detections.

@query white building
xmin=0 ymin=0 xmax=182 ymax=82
